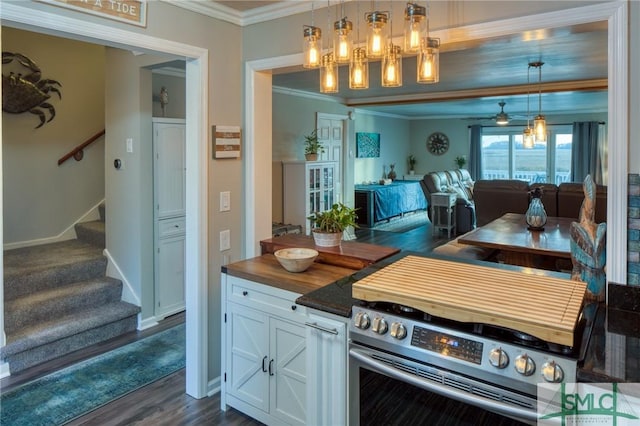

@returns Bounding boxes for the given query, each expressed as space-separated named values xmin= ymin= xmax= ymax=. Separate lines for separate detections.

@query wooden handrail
xmin=58 ymin=129 xmax=106 ymax=166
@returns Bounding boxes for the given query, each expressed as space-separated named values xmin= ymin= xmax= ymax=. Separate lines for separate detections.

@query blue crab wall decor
xmin=2 ymin=52 xmax=62 ymax=128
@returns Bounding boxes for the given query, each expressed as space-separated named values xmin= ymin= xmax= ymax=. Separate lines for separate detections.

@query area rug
xmin=0 ymin=324 xmax=185 ymax=426
xmin=372 ymin=211 xmax=429 ymax=233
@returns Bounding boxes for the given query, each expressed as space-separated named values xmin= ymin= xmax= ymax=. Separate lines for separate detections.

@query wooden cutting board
xmin=352 ymin=255 xmax=586 ymax=346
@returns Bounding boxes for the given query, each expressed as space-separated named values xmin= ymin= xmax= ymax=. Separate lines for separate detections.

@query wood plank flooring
xmin=1 ymin=217 xmax=454 ymax=425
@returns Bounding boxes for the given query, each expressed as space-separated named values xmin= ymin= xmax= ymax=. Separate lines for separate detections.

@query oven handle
xmin=349 ymin=348 xmax=538 ymax=423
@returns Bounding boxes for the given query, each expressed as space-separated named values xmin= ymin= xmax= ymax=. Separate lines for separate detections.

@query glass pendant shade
xmin=333 ymin=18 xmax=353 ymax=64
xmin=349 ymin=47 xmax=369 ymax=89
xmin=534 ymin=115 xmax=547 ymax=142
xmin=523 ymin=127 xmax=535 ymax=148
xmin=303 ymin=26 xmax=322 ymax=68
xmin=417 ymin=38 xmax=440 ymax=83
xmin=382 ymin=45 xmax=402 ymax=87
xmin=320 ymin=53 xmax=338 ymax=93
xmin=365 ymin=11 xmax=388 ymax=59
xmin=403 ymin=3 xmax=426 ymax=54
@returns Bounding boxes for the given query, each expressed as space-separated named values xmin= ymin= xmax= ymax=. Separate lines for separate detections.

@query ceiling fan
xmin=467 ymin=101 xmax=526 ymax=125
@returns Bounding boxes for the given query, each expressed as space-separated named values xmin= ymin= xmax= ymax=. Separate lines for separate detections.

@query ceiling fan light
xmin=302 ymin=26 xmax=322 ymax=68
xmin=417 ymin=37 xmax=439 ymax=84
xmin=403 ymin=3 xmax=426 ymax=54
xmin=495 ymin=113 xmax=509 ymax=125
xmin=365 ymin=11 xmax=388 ymax=59
xmin=534 ymin=114 xmax=547 ymax=142
xmin=349 ymin=47 xmax=369 ymax=89
xmin=523 ymin=127 xmax=535 ymax=148
xmin=320 ymin=53 xmax=338 ymax=93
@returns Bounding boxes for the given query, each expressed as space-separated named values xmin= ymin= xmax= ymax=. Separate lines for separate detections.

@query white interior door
xmin=316 ymin=113 xmax=345 ymax=203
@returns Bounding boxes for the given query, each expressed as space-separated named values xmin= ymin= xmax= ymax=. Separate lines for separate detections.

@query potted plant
xmin=304 ymin=129 xmax=325 ymax=161
xmin=408 ymin=155 xmax=416 ymax=174
xmin=307 ymin=202 xmax=358 ymax=247
xmin=455 ymin=155 xmax=467 ymax=169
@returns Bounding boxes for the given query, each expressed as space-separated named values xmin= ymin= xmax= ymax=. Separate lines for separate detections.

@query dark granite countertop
xmin=578 ymin=283 xmax=640 ymax=383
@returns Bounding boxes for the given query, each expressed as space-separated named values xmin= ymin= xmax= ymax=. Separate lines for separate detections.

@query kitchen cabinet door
xmin=270 ymin=318 xmax=306 ymax=425
xmin=227 ymin=302 xmax=270 ymax=412
xmin=305 ymin=311 xmax=348 ymax=426
xmin=154 ymin=233 xmax=185 ymax=318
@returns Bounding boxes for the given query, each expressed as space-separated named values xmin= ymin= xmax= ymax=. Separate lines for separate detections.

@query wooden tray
xmin=352 ymin=256 xmax=586 ymax=346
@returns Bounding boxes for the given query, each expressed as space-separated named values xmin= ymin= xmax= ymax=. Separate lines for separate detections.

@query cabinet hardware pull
xmin=268 ymin=359 xmax=274 ymax=376
xmin=291 ymin=305 xmax=297 ymax=311
xmin=305 ymin=322 xmax=338 ymax=335
xmin=262 ymin=356 xmax=268 ymax=373
xmin=242 ymin=291 xmax=248 ymax=296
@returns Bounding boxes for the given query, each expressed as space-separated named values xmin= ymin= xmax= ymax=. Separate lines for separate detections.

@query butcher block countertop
xmin=222 ymin=253 xmax=357 ymax=296
xmin=352 ymin=255 xmax=587 ymax=346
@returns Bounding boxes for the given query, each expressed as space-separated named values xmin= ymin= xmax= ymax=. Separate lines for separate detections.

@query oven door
xmin=349 ymin=342 xmax=538 ymax=425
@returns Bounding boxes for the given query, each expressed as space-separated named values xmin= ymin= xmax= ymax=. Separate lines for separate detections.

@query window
xmin=480 ymin=126 xmax=572 ymax=185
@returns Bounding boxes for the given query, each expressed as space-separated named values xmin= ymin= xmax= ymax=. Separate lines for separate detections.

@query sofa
xmin=420 ymin=169 xmax=476 ymax=235
xmin=473 ymin=179 xmax=607 ymax=227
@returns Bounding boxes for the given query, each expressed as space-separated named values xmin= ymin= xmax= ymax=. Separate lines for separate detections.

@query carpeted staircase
xmin=1 ymin=204 xmax=141 ymax=374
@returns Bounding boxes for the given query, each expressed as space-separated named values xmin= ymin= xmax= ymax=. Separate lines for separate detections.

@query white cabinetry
xmin=282 ymin=161 xmax=337 ymax=234
xmin=153 ymin=118 xmax=186 ymax=319
xmin=305 ymin=310 xmax=348 ymax=426
xmin=222 ymin=275 xmax=307 ymax=425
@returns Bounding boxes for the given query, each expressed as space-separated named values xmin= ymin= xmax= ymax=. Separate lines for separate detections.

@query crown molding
xmin=163 ymin=0 xmax=312 ymax=27
xmin=272 ymin=85 xmax=344 ymax=104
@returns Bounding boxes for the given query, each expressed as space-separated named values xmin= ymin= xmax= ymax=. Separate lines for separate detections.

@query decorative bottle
xmin=525 ymin=187 xmax=547 ymax=231
xmin=387 ymin=164 xmax=397 ymax=180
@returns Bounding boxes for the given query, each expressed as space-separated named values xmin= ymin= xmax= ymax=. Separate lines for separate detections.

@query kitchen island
xmin=221 ymin=248 xmax=638 ymax=426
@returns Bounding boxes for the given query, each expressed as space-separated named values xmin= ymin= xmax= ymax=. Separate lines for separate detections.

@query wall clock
xmin=427 ymin=132 xmax=449 ymax=155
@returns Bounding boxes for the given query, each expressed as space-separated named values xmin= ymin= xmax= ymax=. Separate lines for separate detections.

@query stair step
xmin=1 ymin=301 xmax=141 ymax=373
xmin=4 ymin=277 xmax=123 ymax=333
xmin=4 ymin=240 xmax=106 ymax=301
xmin=75 ymin=220 xmax=106 ymax=248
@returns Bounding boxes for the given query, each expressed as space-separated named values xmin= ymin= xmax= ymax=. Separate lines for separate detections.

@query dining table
xmin=457 ymin=212 xmax=575 ymax=271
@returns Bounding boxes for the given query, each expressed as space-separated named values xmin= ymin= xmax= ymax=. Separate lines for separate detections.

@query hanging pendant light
xmin=416 ymin=2 xmax=439 ymax=84
xmin=350 ymin=47 xmax=369 ymax=89
xmin=403 ymin=3 xmax=426 ymax=54
xmin=382 ymin=44 xmax=402 ymax=87
xmin=530 ymin=61 xmax=547 ymax=142
xmin=523 ymin=63 xmax=535 ymax=148
xmin=365 ymin=11 xmax=388 ymax=59
xmin=320 ymin=52 xmax=338 ymax=93
xmin=349 ymin=0 xmax=368 ymax=89
xmin=303 ymin=26 xmax=322 ymax=68
xmin=333 ymin=0 xmax=352 ymax=64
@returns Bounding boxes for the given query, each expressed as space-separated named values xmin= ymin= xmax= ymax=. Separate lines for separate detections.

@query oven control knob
xmin=541 ymin=361 xmax=564 ymax=383
xmin=488 ymin=348 xmax=509 ymax=369
xmin=372 ymin=317 xmax=388 ymax=335
xmin=514 ymin=354 xmax=536 ymax=376
xmin=354 ymin=312 xmax=371 ymax=330
xmin=390 ymin=322 xmax=407 ymax=340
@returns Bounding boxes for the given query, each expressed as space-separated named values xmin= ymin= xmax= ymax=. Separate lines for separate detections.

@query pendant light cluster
xmin=302 ymin=1 xmax=440 ymax=93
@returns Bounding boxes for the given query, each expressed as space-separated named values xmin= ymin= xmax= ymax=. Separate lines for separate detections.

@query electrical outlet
xmin=220 ymin=191 xmax=231 ymax=212
xmin=220 ymin=229 xmax=230 ymax=251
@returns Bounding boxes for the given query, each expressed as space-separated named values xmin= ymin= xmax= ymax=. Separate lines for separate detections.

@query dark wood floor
xmin=1 ymin=218 xmax=452 ymax=425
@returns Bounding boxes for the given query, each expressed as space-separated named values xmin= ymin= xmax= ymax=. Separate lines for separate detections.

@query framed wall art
xmin=356 ymin=132 xmax=380 ymax=158
xmin=213 ymin=125 xmax=241 ymax=159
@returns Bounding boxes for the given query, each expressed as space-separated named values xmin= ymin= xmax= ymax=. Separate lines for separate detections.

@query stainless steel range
xmin=348 ymin=256 xmax=594 ymax=425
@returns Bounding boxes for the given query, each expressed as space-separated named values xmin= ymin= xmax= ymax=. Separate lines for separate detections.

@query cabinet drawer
xmin=158 ymin=217 xmax=185 ymax=238
xmin=226 ymin=275 xmax=306 ymax=319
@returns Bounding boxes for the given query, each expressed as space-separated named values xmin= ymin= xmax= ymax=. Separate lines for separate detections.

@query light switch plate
xmin=126 ymin=138 xmax=133 ymax=153
xmin=220 ymin=229 xmax=230 ymax=251
xmin=220 ymin=191 xmax=231 ymax=212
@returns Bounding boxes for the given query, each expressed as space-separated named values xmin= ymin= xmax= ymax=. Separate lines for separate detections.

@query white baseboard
xmin=208 ymin=376 xmax=221 ymax=397
xmin=0 ymin=361 xmax=10 ymax=379
xmin=103 ymin=248 xmax=140 ymax=307
xmin=139 ymin=315 xmax=160 ymax=331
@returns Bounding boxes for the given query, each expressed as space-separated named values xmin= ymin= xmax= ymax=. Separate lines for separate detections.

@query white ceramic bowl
xmin=274 ymin=248 xmax=319 ymax=273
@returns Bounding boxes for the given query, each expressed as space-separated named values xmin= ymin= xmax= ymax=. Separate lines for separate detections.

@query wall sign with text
xmin=39 ymin=0 xmax=147 ymax=27
xmin=213 ymin=126 xmax=241 ymax=159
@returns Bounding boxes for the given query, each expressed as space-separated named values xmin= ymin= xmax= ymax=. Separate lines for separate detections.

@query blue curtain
xmin=571 ymin=121 xmax=602 ymax=183
xmin=468 ymin=124 xmax=482 ymax=181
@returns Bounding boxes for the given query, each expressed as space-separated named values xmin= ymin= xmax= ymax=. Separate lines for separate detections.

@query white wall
xmin=2 ymin=28 xmax=105 ymax=245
